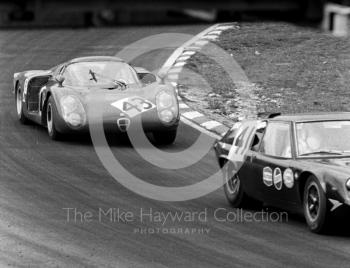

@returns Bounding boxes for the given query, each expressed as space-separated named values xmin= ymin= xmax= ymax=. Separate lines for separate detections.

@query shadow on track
xmin=252 ymin=204 xmax=350 ymax=237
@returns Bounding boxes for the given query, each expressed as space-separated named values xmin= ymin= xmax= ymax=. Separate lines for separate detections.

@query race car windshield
xmin=63 ymin=61 xmax=140 ymax=87
xmin=296 ymin=121 xmax=350 ymax=157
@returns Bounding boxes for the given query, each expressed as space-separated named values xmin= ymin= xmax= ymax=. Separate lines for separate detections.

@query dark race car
xmin=214 ymin=113 xmax=350 ymax=233
xmin=13 ymin=56 xmax=179 ymax=144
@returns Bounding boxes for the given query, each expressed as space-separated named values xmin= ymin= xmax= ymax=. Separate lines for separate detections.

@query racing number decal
xmin=283 ymin=168 xmax=294 ymax=188
xmin=263 ymin=167 xmax=273 ymax=187
xmin=263 ymin=167 xmax=294 ymax=190
xmin=273 ymin=168 xmax=283 ymax=190
xmin=122 ymin=98 xmax=152 ymax=113
xmin=111 ymin=97 xmax=155 ymax=118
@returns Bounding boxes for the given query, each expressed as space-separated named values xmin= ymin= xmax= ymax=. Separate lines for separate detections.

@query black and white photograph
xmin=1 ymin=0 xmax=350 ymax=267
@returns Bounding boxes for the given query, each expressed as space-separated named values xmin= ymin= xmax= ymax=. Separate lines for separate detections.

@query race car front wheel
xmin=303 ymin=176 xmax=330 ymax=233
xmin=15 ymin=84 xmax=28 ymax=124
xmin=224 ymin=172 xmax=244 ymax=207
xmin=46 ymin=96 xmax=63 ymax=140
xmin=153 ymin=129 xmax=177 ymax=145
xmin=223 ymin=162 xmax=260 ymax=208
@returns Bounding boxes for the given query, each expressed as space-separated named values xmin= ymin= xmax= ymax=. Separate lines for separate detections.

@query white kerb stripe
xmin=193 ymin=40 xmax=209 ymax=46
xmin=179 ymin=103 xmax=189 ymax=109
xmin=203 ymin=35 xmax=218 ymax=40
xmin=207 ymin=30 xmax=222 ymax=35
xmin=174 ymin=61 xmax=186 ymax=67
xmin=184 ymin=46 xmax=201 ymax=51
xmin=182 ymin=51 xmax=196 ymax=56
xmin=201 ymin=121 xmax=222 ymax=130
xmin=177 ymin=55 xmax=191 ymax=61
xmin=215 ymin=25 xmax=234 ymax=30
xmin=167 ymin=73 xmax=179 ymax=80
xmin=180 ymin=116 xmax=221 ymax=139
xmin=182 ymin=111 xmax=204 ymax=120
xmin=177 ymin=54 xmax=191 ymax=60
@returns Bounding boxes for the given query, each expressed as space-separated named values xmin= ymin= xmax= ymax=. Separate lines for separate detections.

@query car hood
xmin=52 ymin=82 xmax=174 ymax=118
xmin=303 ymin=157 xmax=350 ymax=175
xmin=55 ymin=81 xmax=170 ymax=100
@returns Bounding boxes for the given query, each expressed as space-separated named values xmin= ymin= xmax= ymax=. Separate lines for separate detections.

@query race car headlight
xmin=156 ymin=91 xmax=174 ymax=110
xmin=156 ymin=90 xmax=178 ymax=123
xmin=159 ymin=109 xmax=174 ymax=123
xmin=60 ymin=95 xmax=86 ymax=128
xmin=346 ymin=178 xmax=350 ymax=190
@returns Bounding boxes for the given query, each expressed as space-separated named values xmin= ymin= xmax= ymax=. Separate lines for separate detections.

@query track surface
xmin=1 ymin=26 xmax=350 ymax=268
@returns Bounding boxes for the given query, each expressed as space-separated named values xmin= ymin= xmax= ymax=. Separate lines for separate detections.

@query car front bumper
xmin=53 ymin=108 xmax=179 ymax=135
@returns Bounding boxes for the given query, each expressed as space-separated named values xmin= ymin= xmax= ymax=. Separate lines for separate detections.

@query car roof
xmin=68 ymin=56 xmax=124 ymax=63
xmin=270 ymin=112 xmax=350 ymax=122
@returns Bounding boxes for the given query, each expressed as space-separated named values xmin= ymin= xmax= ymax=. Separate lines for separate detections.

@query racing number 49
xmin=123 ymin=97 xmax=152 ymax=113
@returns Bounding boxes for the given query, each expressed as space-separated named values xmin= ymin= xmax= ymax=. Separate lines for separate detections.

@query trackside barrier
xmin=323 ymin=3 xmax=350 ymax=36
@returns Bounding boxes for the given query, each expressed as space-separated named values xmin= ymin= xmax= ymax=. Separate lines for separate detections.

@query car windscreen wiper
xmin=300 ymin=150 xmax=343 ymax=156
xmin=89 ymin=69 xmax=98 ymax=82
xmin=88 ymin=69 xmax=127 ymax=90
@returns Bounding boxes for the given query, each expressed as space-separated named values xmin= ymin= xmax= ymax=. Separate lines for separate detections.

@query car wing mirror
xmin=55 ymin=75 xmax=65 ymax=86
xmin=157 ymin=69 xmax=169 ymax=84
xmin=140 ymin=73 xmax=157 ymax=84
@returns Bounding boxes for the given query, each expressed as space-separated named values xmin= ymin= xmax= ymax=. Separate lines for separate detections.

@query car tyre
xmin=153 ymin=129 xmax=177 ymax=145
xmin=303 ymin=176 xmax=330 ymax=233
xmin=46 ymin=96 xmax=63 ymax=141
xmin=223 ymin=161 xmax=260 ymax=208
xmin=15 ymin=84 xmax=28 ymax=124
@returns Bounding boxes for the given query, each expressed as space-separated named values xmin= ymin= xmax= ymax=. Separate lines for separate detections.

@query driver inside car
xmin=298 ymin=129 xmax=322 ymax=155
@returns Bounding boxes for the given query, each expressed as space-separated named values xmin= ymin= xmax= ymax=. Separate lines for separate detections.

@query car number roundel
xmin=283 ymin=168 xmax=294 ymax=188
xmin=111 ymin=96 xmax=155 ymax=118
xmin=263 ymin=167 xmax=273 ymax=187
xmin=273 ymin=168 xmax=283 ymax=190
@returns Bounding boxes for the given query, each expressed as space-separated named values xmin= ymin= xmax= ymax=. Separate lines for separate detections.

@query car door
xmin=226 ymin=120 xmax=266 ymax=200
xmin=236 ymin=121 xmax=267 ymax=201
xmin=216 ymin=122 xmax=242 ymax=158
xmin=251 ymin=121 xmax=294 ymax=206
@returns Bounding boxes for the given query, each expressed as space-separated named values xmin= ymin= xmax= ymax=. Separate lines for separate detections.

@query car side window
xmin=234 ymin=126 xmax=249 ymax=147
xmin=50 ymin=65 xmax=62 ymax=79
xmin=222 ymin=129 xmax=237 ymax=145
xmin=53 ymin=65 xmax=64 ymax=76
xmin=260 ymin=122 xmax=292 ymax=158
xmin=59 ymin=65 xmax=65 ymax=75
xmin=222 ymin=123 xmax=242 ymax=145
xmin=251 ymin=121 xmax=267 ymax=151
xmin=61 ymin=65 xmax=74 ymax=86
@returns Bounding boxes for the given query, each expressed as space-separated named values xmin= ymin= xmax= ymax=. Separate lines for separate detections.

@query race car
xmin=214 ymin=112 xmax=350 ymax=233
xmin=13 ymin=56 xmax=179 ymax=144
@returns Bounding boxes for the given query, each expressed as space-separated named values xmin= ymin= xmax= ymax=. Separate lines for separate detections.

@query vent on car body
xmin=27 ymin=76 xmax=50 ymax=112
xmin=117 ymin=118 xmax=130 ymax=132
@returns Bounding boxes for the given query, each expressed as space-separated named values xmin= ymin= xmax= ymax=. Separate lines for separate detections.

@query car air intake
xmin=117 ymin=118 xmax=130 ymax=132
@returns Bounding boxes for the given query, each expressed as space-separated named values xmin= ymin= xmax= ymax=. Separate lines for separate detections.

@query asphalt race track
xmin=1 ymin=25 xmax=350 ymax=267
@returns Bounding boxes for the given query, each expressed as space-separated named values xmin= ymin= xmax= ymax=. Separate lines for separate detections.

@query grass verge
xmin=178 ymin=22 xmax=350 ymax=125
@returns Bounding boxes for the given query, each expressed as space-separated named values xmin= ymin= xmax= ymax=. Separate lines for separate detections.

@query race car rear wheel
xmin=303 ymin=176 xmax=330 ymax=233
xmin=153 ymin=129 xmax=177 ymax=145
xmin=223 ymin=162 xmax=260 ymax=208
xmin=15 ymin=84 xmax=28 ymax=124
xmin=46 ymin=96 xmax=63 ymax=140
